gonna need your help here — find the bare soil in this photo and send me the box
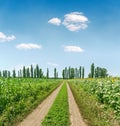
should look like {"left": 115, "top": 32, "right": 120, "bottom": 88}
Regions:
{"left": 67, "top": 84, "right": 87, "bottom": 126}
{"left": 18, "top": 84, "right": 62, "bottom": 126}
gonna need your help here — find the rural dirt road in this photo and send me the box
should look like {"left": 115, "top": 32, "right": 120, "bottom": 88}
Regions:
{"left": 18, "top": 83, "right": 87, "bottom": 126}
{"left": 18, "top": 84, "right": 62, "bottom": 126}
{"left": 67, "top": 84, "right": 87, "bottom": 126}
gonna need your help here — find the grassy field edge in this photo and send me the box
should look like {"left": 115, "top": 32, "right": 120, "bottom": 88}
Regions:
{"left": 42, "top": 82, "right": 70, "bottom": 126}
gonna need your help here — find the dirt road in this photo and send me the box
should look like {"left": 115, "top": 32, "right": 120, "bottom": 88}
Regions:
{"left": 67, "top": 84, "right": 87, "bottom": 126}
{"left": 18, "top": 84, "right": 62, "bottom": 126}
{"left": 18, "top": 83, "right": 87, "bottom": 126}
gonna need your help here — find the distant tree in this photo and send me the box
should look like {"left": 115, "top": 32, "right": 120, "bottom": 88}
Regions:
{"left": 79, "top": 66, "right": 82, "bottom": 78}
{"left": 30, "top": 65, "right": 34, "bottom": 78}
{"left": 34, "top": 68, "right": 37, "bottom": 78}
{"left": 82, "top": 67, "right": 85, "bottom": 78}
{"left": 91, "top": 63, "right": 95, "bottom": 78}
{"left": 13, "top": 69, "right": 16, "bottom": 78}
{"left": 3, "top": 70, "right": 8, "bottom": 78}
{"left": 88, "top": 73, "right": 91, "bottom": 78}
{"left": 54, "top": 68, "right": 57, "bottom": 79}
{"left": 0, "top": 71, "right": 1, "bottom": 77}
{"left": 23, "top": 66, "right": 26, "bottom": 78}
{"left": 62, "top": 69, "right": 65, "bottom": 79}
{"left": 39, "top": 68, "right": 43, "bottom": 78}
{"left": 20, "top": 69, "right": 22, "bottom": 77}
{"left": 95, "top": 67, "right": 100, "bottom": 78}
{"left": 8, "top": 71, "right": 11, "bottom": 78}
{"left": 70, "top": 68, "right": 74, "bottom": 79}
{"left": 94, "top": 66, "right": 108, "bottom": 78}
{"left": 36, "top": 64, "right": 40, "bottom": 78}
{"left": 101, "top": 68, "right": 108, "bottom": 78}
{"left": 26, "top": 68, "right": 30, "bottom": 78}
{"left": 46, "top": 68, "right": 49, "bottom": 79}
{"left": 65, "top": 67, "right": 69, "bottom": 79}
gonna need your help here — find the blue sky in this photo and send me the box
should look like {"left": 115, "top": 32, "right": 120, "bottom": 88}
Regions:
{"left": 0, "top": 0, "right": 120, "bottom": 77}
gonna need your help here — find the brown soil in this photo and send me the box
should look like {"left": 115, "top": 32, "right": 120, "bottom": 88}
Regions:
{"left": 67, "top": 84, "right": 87, "bottom": 126}
{"left": 17, "top": 84, "right": 62, "bottom": 126}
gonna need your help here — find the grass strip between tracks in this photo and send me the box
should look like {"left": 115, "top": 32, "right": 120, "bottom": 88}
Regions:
{"left": 42, "top": 82, "right": 70, "bottom": 126}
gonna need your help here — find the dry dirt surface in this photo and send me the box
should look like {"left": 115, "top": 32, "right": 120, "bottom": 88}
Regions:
{"left": 67, "top": 84, "right": 87, "bottom": 126}
{"left": 18, "top": 84, "right": 62, "bottom": 126}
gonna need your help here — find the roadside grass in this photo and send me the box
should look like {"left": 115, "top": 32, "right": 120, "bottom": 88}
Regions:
{"left": 69, "top": 80, "right": 117, "bottom": 126}
{"left": 42, "top": 83, "right": 70, "bottom": 126}
{"left": 0, "top": 78, "right": 61, "bottom": 126}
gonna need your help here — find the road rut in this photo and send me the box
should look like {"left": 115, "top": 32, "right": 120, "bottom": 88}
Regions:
{"left": 18, "top": 84, "right": 62, "bottom": 126}
{"left": 67, "top": 84, "right": 87, "bottom": 126}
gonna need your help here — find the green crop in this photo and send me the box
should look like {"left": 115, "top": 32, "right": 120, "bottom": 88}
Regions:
{"left": 0, "top": 78, "right": 61, "bottom": 126}
{"left": 42, "top": 83, "right": 70, "bottom": 126}
{"left": 69, "top": 78, "right": 120, "bottom": 126}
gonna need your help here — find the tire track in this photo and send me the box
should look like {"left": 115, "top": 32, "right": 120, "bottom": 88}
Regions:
{"left": 67, "top": 83, "right": 87, "bottom": 126}
{"left": 18, "top": 84, "right": 62, "bottom": 126}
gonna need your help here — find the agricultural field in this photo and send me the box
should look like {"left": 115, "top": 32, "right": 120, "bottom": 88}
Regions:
{"left": 69, "top": 78, "right": 120, "bottom": 126}
{"left": 0, "top": 77, "right": 120, "bottom": 126}
{"left": 0, "top": 78, "right": 61, "bottom": 126}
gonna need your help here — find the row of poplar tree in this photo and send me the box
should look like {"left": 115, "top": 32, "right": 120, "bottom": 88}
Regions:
{"left": 0, "top": 63, "right": 108, "bottom": 79}
{"left": 88, "top": 63, "right": 108, "bottom": 78}
{"left": 62, "top": 66, "right": 85, "bottom": 79}
{"left": 0, "top": 64, "right": 58, "bottom": 79}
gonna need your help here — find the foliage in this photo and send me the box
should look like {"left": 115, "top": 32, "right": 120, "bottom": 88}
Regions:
{"left": 42, "top": 83, "right": 70, "bottom": 126}
{"left": 0, "top": 78, "right": 61, "bottom": 126}
{"left": 62, "top": 66, "right": 84, "bottom": 79}
{"left": 69, "top": 78, "right": 120, "bottom": 126}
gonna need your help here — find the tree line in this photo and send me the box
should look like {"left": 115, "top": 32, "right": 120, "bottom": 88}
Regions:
{"left": 0, "top": 63, "right": 108, "bottom": 79}
{"left": 88, "top": 63, "right": 108, "bottom": 78}
{"left": 62, "top": 66, "right": 85, "bottom": 79}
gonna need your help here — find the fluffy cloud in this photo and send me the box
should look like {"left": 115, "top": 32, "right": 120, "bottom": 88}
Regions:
{"left": 48, "top": 18, "right": 61, "bottom": 26}
{"left": 48, "top": 12, "right": 89, "bottom": 31}
{"left": 64, "top": 45, "right": 84, "bottom": 52}
{"left": 16, "top": 43, "right": 42, "bottom": 50}
{"left": 0, "top": 32, "right": 16, "bottom": 42}
{"left": 63, "top": 12, "right": 88, "bottom": 31}
{"left": 47, "top": 62, "right": 59, "bottom": 67}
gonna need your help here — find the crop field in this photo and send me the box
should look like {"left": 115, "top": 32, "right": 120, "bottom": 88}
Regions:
{"left": 0, "top": 77, "right": 120, "bottom": 126}
{"left": 0, "top": 78, "right": 61, "bottom": 126}
{"left": 69, "top": 78, "right": 120, "bottom": 126}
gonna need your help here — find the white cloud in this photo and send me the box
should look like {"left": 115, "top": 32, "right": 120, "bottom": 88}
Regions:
{"left": 16, "top": 43, "right": 42, "bottom": 50}
{"left": 64, "top": 45, "right": 84, "bottom": 52}
{"left": 48, "top": 18, "right": 61, "bottom": 26}
{"left": 63, "top": 12, "right": 88, "bottom": 31}
{"left": 47, "top": 62, "right": 59, "bottom": 67}
{"left": 0, "top": 32, "right": 16, "bottom": 42}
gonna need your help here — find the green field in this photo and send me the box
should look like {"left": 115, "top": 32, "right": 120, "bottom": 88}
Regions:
{"left": 0, "top": 78, "right": 61, "bottom": 126}
{"left": 69, "top": 78, "right": 120, "bottom": 126}
{"left": 42, "top": 83, "right": 70, "bottom": 126}
{"left": 0, "top": 77, "right": 120, "bottom": 126}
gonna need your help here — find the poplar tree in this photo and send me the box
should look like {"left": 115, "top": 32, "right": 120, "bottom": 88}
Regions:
{"left": 91, "top": 63, "right": 95, "bottom": 78}
{"left": 79, "top": 66, "right": 82, "bottom": 78}
{"left": 30, "top": 65, "right": 33, "bottom": 78}
{"left": 23, "top": 66, "right": 26, "bottom": 78}
{"left": 0, "top": 71, "right": 1, "bottom": 77}
{"left": 26, "top": 68, "right": 30, "bottom": 78}
{"left": 13, "top": 69, "right": 16, "bottom": 78}
{"left": 46, "top": 68, "right": 49, "bottom": 79}
{"left": 62, "top": 69, "right": 65, "bottom": 79}
{"left": 36, "top": 64, "right": 39, "bottom": 78}
{"left": 54, "top": 68, "right": 57, "bottom": 79}
{"left": 82, "top": 67, "right": 85, "bottom": 78}
{"left": 39, "top": 68, "right": 43, "bottom": 78}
